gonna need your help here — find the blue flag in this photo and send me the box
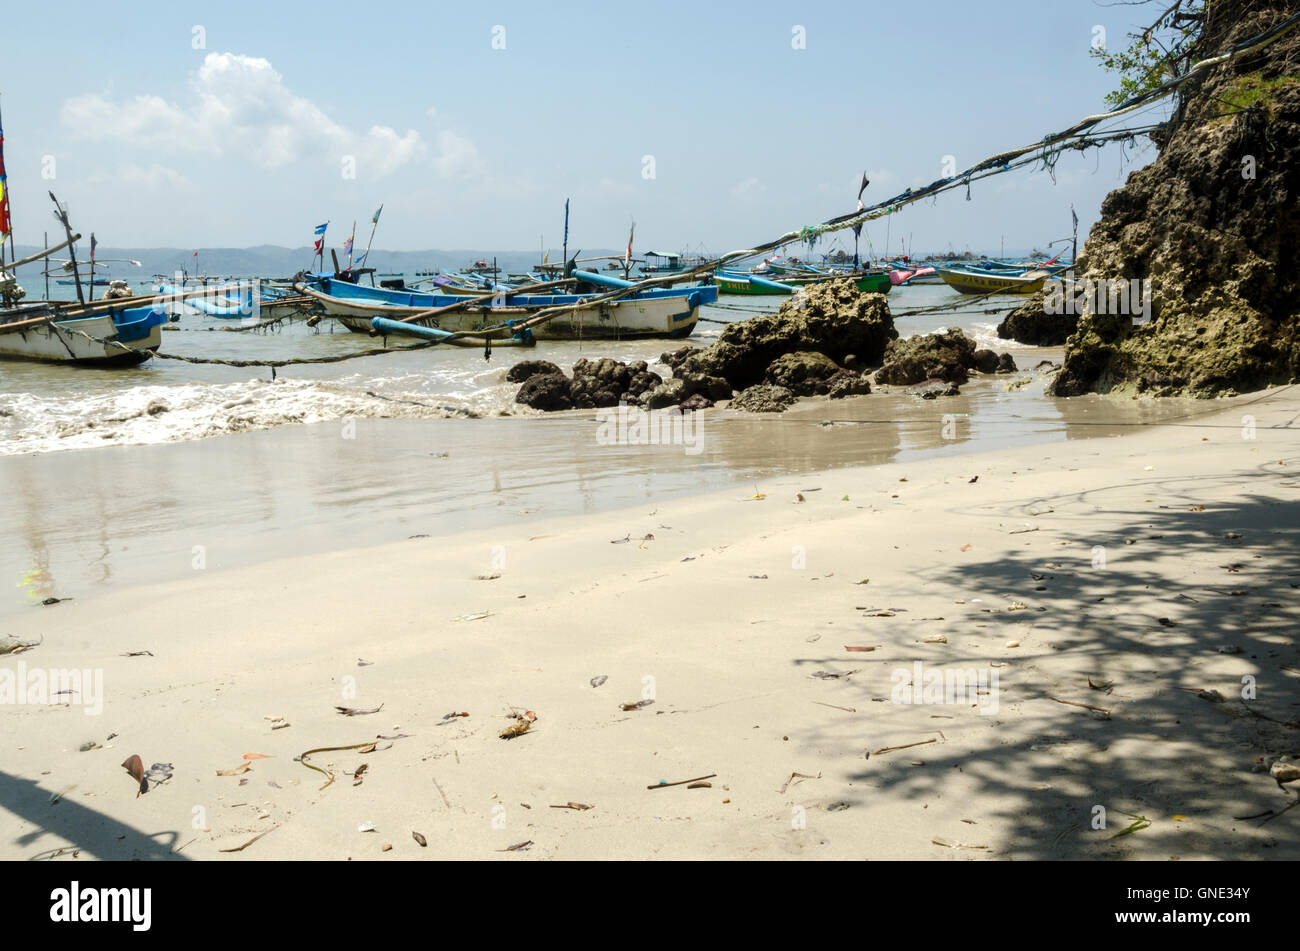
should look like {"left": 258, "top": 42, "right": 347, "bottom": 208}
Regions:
{"left": 314, "top": 222, "right": 328, "bottom": 235}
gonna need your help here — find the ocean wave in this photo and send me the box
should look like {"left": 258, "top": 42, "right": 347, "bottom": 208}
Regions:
{"left": 0, "top": 379, "right": 508, "bottom": 456}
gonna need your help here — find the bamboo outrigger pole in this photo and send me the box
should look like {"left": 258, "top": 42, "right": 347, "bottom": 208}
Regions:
{"left": 48, "top": 192, "right": 83, "bottom": 305}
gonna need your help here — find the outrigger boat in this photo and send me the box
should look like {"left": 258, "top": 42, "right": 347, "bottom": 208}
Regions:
{"left": 0, "top": 300, "right": 167, "bottom": 365}
{"left": 156, "top": 280, "right": 309, "bottom": 320}
{"left": 715, "top": 268, "right": 892, "bottom": 296}
{"left": 934, "top": 265, "right": 1053, "bottom": 295}
{"left": 296, "top": 270, "right": 713, "bottom": 339}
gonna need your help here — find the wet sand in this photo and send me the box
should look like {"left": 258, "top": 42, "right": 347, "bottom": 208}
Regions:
{"left": 1, "top": 383, "right": 1296, "bottom": 861}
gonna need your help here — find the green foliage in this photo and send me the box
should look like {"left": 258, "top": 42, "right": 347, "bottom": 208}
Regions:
{"left": 1091, "top": 2, "right": 1207, "bottom": 109}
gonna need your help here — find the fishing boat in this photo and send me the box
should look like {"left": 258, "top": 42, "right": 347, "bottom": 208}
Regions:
{"left": 0, "top": 300, "right": 167, "bottom": 365}
{"left": 716, "top": 268, "right": 892, "bottom": 296}
{"left": 296, "top": 273, "right": 713, "bottom": 339}
{"left": 156, "top": 281, "right": 308, "bottom": 320}
{"left": 934, "top": 265, "right": 1053, "bottom": 295}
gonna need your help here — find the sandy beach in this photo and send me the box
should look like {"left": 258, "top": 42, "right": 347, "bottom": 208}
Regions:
{"left": 3, "top": 384, "right": 1296, "bottom": 861}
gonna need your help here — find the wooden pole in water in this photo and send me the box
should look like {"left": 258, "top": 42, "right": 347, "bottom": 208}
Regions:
{"left": 48, "top": 192, "right": 83, "bottom": 305}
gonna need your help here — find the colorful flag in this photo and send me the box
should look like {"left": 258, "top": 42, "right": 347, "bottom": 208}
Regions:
{"left": 371, "top": 205, "right": 383, "bottom": 226}
{"left": 313, "top": 238, "right": 324, "bottom": 254}
{"left": 625, "top": 222, "right": 635, "bottom": 265}
{"left": 0, "top": 121, "right": 10, "bottom": 247}
{"left": 343, "top": 236, "right": 354, "bottom": 257}
{"left": 314, "top": 222, "right": 328, "bottom": 235}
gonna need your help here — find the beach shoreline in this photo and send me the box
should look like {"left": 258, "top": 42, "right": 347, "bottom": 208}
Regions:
{"left": 1, "top": 383, "right": 1297, "bottom": 861}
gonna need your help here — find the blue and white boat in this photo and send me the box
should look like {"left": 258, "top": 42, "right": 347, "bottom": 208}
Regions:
{"left": 297, "top": 272, "right": 714, "bottom": 340}
{"left": 0, "top": 300, "right": 167, "bottom": 365}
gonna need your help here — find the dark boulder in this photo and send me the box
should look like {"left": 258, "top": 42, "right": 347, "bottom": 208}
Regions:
{"left": 996, "top": 292, "right": 1079, "bottom": 346}
{"left": 906, "top": 378, "right": 961, "bottom": 399}
{"left": 826, "top": 372, "right": 872, "bottom": 399}
{"left": 764, "top": 351, "right": 842, "bottom": 396}
{"left": 505, "top": 360, "right": 564, "bottom": 383}
{"left": 515, "top": 373, "right": 573, "bottom": 411}
{"left": 731, "top": 384, "right": 797, "bottom": 413}
{"left": 876, "top": 329, "right": 977, "bottom": 385}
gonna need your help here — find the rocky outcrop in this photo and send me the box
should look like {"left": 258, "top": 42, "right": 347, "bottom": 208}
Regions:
{"left": 731, "top": 384, "right": 797, "bottom": 413}
{"left": 906, "top": 379, "right": 961, "bottom": 399}
{"left": 506, "top": 360, "right": 564, "bottom": 383}
{"left": 875, "top": 329, "right": 977, "bottom": 385}
{"left": 675, "top": 280, "right": 896, "bottom": 389}
{"left": 1052, "top": 1, "right": 1300, "bottom": 397}
{"left": 973, "top": 349, "right": 1018, "bottom": 374}
{"left": 827, "top": 372, "right": 873, "bottom": 399}
{"left": 514, "top": 372, "right": 573, "bottom": 411}
{"left": 764, "top": 351, "right": 843, "bottom": 395}
{"left": 513, "top": 359, "right": 663, "bottom": 411}
{"left": 996, "top": 293, "right": 1079, "bottom": 346}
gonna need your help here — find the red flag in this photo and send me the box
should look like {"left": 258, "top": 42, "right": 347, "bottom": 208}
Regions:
{"left": 313, "top": 238, "right": 324, "bottom": 253}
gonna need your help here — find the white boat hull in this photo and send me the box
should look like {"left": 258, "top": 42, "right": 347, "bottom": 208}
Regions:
{"left": 0, "top": 314, "right": 162, "bottom": 365}
{"left": 322, "top": 295, "right": 699, "bottom": 339}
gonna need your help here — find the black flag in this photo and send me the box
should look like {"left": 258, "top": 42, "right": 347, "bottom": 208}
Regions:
{"left": 857, "top": 172, "right": 870, "bottom": 201}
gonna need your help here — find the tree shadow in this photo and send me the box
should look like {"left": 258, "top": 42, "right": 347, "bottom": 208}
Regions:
{"left": 798, "top": 457, "right": 1300, "bottom": 858}
{"left": 0, "top": 771, "right": 189, "bottom": 861}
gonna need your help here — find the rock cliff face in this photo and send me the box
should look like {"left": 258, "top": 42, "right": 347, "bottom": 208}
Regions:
{"left": 1052, "top": 1, "right": 1300, "bottom": 397}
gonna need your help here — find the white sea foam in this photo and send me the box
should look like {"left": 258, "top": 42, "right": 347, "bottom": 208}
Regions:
{"left": 0, "top": 379, "right": 508, "bottom": 456}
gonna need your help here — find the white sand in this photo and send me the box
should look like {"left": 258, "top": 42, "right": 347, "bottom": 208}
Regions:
{"left": 2, "top": 387, "right": 1298, "bottom": 860}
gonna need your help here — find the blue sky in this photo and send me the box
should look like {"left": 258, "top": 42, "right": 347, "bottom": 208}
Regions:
{"left": 0, "top": 0, "right": 1170, "bottom": 257}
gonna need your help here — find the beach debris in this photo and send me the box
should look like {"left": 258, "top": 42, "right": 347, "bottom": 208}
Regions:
{"left": 827, "top": 801, "right": 851, "bottom": 812}
{"left": 610, "top": 535, "right": 632, "bottom": 544}
{"left": 1010, "top": 526, "right": 1039, "bottom": 535}
{"left": 49, "top": 785, "right": 76, "bottom": 805}
{"left": 749, "top": 574, "right": 768, "bottom": 580}
{"left": 144, "top": 763, "right": 173, "bottom": 787}
{"left": 216, "top": 763, "right": 252, "bottom": 777}
{"left": 0, "top": 634, "right": 42, "bottom": 655}
{"left": 1049, "top": 697, "right": 1111, "bottom": 718}
{"left": 453, "top": 612, "right": 492, "bottom": 622}
{"left": 1157, "top": 617, "right": 1178, "bottom": 627}
{"left": 336, "top": 704, "right": 384, "bottom": 717}
{"left": 297, "top": 741, "right": 380, "bottom": 790}
{"left": 353, "top": 764, "right": 369, "bottom": 787}
{"left": 550, "top": 802, "right": 595, "bottom": 811}
{"left": 382, "top": 843, "right": 392, "bottom": 852}
{"left": 218, "top": 829, "right": 275, "bottom": 853}
{"left": 778, "top": 771, "right": 822, "bottom": 794}
{"left": 844, "top": 645, "right": 879, "bottom": 653}
{"left": 269, "top": 718, "right": 291, "bottom": 730}
{"left": 357, "top": 658, "right": 374, "bottom": 666}
{"left": 475, "top": 573, "right": 501, "bottom": 581}
{"left": 441, "top": 711, "right": 469, "bottom": 721}
{"left": 497, "top": 840, "right": 533, "bottom": 852}
{"left": 932, "top": 837, "right": 989, "bottom": 851}
{"left": 969, "top": 476, "right": 979, "bottom": 484}
{"left": 358, "top": 822, "right": 376, "bottom": 833}
{"left": 793, "top": 493, "right": 806, "bottom": 503}
{"left": 620, "top": 700, "right": 654, "bottom": 711}
{"left": 810, "top": 670, "right": 856, "bottom": 680}
{"left": 121, "top": 755, "right": 148, "bottom": 796}
{"left": 500, "top": 710, "right": 537, "bottom": 740}
{"left": 687, "top": 782, "right": 712, "bottom": 789}
{"left": 121, "top": 650, "right": 153, "bottom": 657}
{"left": 41, "top": 597, "right": 72, "bottom": 606}
{"left": 1109, "top": 814, "right": 1152, "bottom": 839}
{"left": 1183, "top": 687, "right": 1225, "bottom": 704}
{"left": 923, "top": 634, "right": 948, "bottom": 644}
{"left": 862, "top": 610, "right": 895, "bottom": 617}
{"left": 412, "top": 831, "right": 428, "bottom": 847}
{"left": 960, "top": 544, "right": 972, "bottom": 552}
{"left": 868, "top": 738, "right": 938, "bottom": 759}
{"left": 243, "top": 753, "right": 271, "bottom": 760}
{"left": 1005, "top": 640, "right": 1020, "bottom": 649}
{"left": 590, "top": 675, "right": 608, "bottom": 689}
{"left": 649, "top": 773, "right": 717, "bottom": 790}
{"left": 1271, "top": 762, "right": 1300, "bottom": 789}
{"left": 1088, "top": 678, "right": 1114, "bottom": 693}
{"left": 79, "top": 741, "right": 101, "bottom": 752}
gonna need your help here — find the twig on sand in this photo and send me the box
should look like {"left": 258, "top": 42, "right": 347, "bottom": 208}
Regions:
{"left": 1049, "top": 697, "right": 1112, "bottom": 717}
{"left": 218, "top": 828, "right": 276, "bottom": 853}
{"left": 812, "top": 701, "right": 857, "bottom": 713}
{"left": 869, "top": 738, "right": 938, "bottom": 759}
{"left": 648, "top": 773, "right": 717, "bottom": 790}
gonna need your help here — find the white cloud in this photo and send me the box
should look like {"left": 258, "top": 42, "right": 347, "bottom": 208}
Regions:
{"left": 431, "top": 130, "right": 484, "bottom": 179}
{"left": 61, "top": 52, "right": 424, "bottom": 177}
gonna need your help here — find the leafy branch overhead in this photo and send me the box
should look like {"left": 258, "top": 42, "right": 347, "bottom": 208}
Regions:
{"left": 1093, "top": 0, "right": 1209, "bottom": 108}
